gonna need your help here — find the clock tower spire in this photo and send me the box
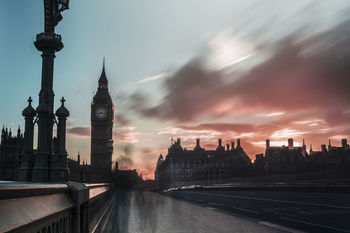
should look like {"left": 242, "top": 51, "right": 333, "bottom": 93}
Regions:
{"left": 90, "top": 61, "right": 114, "bottom": 182}
{"left": 98, "top": 59, "right": 108, "bottom": 89}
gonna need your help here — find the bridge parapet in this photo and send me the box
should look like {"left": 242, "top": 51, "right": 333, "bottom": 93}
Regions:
{"left": 0, "top": 181, "right": 113, "bottom": 233}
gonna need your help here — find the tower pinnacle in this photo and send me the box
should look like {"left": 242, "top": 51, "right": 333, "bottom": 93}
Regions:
{"left": 99, "top": 59, "right": 108, "bottom": 88}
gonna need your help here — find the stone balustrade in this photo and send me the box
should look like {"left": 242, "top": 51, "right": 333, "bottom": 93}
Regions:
{"left": 0, "top": 181, "right": 114, "bottom": 233}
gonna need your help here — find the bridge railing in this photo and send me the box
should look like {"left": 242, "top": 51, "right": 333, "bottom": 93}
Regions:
{"left": 0, "top": 181, "right": 113, "bottom": 233}
{"left": 86, "top": 183, "right": 114, "bottom": 233}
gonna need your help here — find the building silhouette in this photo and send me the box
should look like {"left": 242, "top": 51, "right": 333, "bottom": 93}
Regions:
{"left": 155, "top": 138, "right": 252, "bottom": 190}
{"left": 89, "top": 62, "right": 114, "bottom": 182}
{"left": 306, "top": 139, "right": 350, "bottom": 171}
{"left": 0, "top": 127, "right": 23, "bottom": 180}
{"left": 254, "top": 138, "right": 350, "bottom": 175}
{"left": 65, "top": 63, "right": 114, "bottom": 182}
{"left": 0, "top": 63, "right": 115, "bottom": 183}
{"left": 260, "top": 138, "right": 306, "bottom": 174}
{"left": 66, "top": 62, "right": 114, "bottom": 182}
{"left": 155, "top": 137, "right": 350, "bottom": 190}
{"left": 113, "top": 162, "right": 142, "bottom": 189}
{"left": 67, "top": 152, "right": 90, "bottom": 182}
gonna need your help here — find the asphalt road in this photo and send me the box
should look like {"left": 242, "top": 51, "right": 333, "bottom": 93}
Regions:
{"left": 163, "top": 190, "right": 350, "bottom": 233}
{"left": 95, "top": 189, "right": 305, "bottom": 233}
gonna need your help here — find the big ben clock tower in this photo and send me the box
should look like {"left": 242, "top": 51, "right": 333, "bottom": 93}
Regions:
{"left": 90, "top": 61, "right": 114, "bottom": 182}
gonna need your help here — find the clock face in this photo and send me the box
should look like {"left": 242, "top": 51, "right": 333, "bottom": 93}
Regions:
{"left": 96, "top": 108, "right": 107, "bottom": 119}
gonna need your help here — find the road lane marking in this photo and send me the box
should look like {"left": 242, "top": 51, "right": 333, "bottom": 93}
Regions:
{"left": 298, "top": 210, "right": 312, "bottom": 215}
{"left": 91, "top": 196, "right": 115, "bottom": 233}
{"left": 207, "top": 202, "right": 224, "bottom": 206}
{"left": 232, "top": 206, "right": 259, "bottom": 214}
{"left": 193, "top": 198, "right": 203, "bottom": 202}
{"left": 280, "top": 217, "right": 350, "bottom": 233}
{"left": 188, "top": 192, "right": 350, "bottom": 210}
{"left": 259, "top": 221, "right": 305, "bottom": 233}
{"left": 213, "top": 203, "right": 225, "bottom": 207}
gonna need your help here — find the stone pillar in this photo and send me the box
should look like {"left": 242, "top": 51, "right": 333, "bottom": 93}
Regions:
{"left": 18, "top": 97, "right": 37, "bottom": 181}
{"left": 68, "top": 182, "right": 89, "bottom": 233}
{"left": 51, "top": 97, "right": 70, "bottom": 182}
{"left": 32, "top": 101, "right": 50, "bottom": 182}
{"left": 34, "top": 33, "right": 63, "bottom": 157}
{"left": 237, "top": 138, "right": 241, "bottom": 148}
{"left": 32, "top": 32, "right": 63, "bottom": 182}
{"left": 218, "top": 138, "right": 222, "bottom": 147}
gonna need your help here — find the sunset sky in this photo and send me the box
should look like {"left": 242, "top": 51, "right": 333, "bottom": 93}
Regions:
{"left": 1, "top": 0, "right": 350, "bottom": 179}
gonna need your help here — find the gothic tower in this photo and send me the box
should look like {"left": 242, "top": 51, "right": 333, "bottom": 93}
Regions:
{"left": 90, "top": 62, "right": 114, "bottom": 182}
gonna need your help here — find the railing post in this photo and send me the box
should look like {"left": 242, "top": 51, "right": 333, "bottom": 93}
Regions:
{"left": 68, "top": 182, "right": 89, "bottom": 233}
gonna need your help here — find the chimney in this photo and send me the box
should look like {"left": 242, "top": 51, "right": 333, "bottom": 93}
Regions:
{"left": 237, "top": 138, "right": 241, "bottom": 148}
{"left": 231, "top": 141, "right": 235, "bottom": 150}
{"left": 196, "top": 138, "right": 200, "bottom": 147}
{"left": 288, "top": 138, "right": 293, "bottom": 148}
{"left": 342, "top": 139, "right": 348, "bottom": 148}
{"left": 17, "top": 126, "right": 21, "bottom": 138}
{"left": 218, "top": 138, "right": 222, "bottom": 146}
{"left": 226, "top": 144, "right": 230, "bottom": 151}
{"left": 266, "top": 139, "right": 270, "bottom": 148}
{"left": 321, "top": 144, "right": 327, "bottom": 152}
{"left": 328, "top": 139, "right": 332, "bottom": 151}
{"left": 177, "top": 138, "right": 181, "bottom": 145}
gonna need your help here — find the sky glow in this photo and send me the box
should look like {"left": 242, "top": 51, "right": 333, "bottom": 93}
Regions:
{"left": 2, "top": 0, "right": 350, "bottom": 179}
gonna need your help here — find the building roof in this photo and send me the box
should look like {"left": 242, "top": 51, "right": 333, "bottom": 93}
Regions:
{"left": 98, "top": 62, "right": 108, "bottom": 88}
{"left": 163, "top": 138, "right": 252, "bottom": 165}
{"left": 94, "top": 62, "right": 111, "bottom": 101}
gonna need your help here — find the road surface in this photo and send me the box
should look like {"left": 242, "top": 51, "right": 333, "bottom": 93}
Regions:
{"left": 164, "top": 190, "right": 350, "bottom": 233}
{"left": 96, "top": 189, "right": 304, "bottom": 233}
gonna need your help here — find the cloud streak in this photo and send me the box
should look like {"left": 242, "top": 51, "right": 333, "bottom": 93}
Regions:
{"left": 67, "top": 126, "right": 90, "bottom": 138}
{"left": 129, "top": 19, "right": 350, "bottom": 126}
{"left": 138, "top": 72, "right": 172, "bottom": 84}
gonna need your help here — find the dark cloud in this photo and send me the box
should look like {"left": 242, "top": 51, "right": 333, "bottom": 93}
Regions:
{"left": 115, "top": 113, "right": 130, "bottom": 126}
{"left": 117, "top": 144, "right": 135, "bottom": 169}
{"left": 179, "top": 123, "right": 256, "bottom": 133}
{"left": 67, "top": 126, "right": 90, "bottom": 137}
{"left": 130, "top": 19, "right": 350, "bottom": 125}
{"left": 130, "top": 60, "right": 225, "bottom": 121}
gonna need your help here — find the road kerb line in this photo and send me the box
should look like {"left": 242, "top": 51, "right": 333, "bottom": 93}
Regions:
{"left": 258, "top": 221, "right": 305, "bottom": 233}
{"left": 232, "top": 206, "right": 259, "bottom": 214}
{"left": 188, "top": 191, "right": 350, "bottom": 210}
{"left": 91, "top": 196, "right": 115, "bottom": 233}
{"left": 280, "top": 217, "right": 350, "bottom": 233}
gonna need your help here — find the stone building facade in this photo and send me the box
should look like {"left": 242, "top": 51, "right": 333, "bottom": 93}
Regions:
{"left": 0, "top": 127, "right": 23, "bottom": 180}
{"left": 67, "top": 152, "right": 90, "bottom": 182}
{"left": 254, "top": 138, "right": 350, "bottom": 175}
{"left": 155, "top": 138, "right": 252, "bottom": 190}
{"left": 306, "top": 139, "right": 350, "bottom": 171}
{"left": 262, "top": 138, "right": 306, "bottom": 174}
{"left": 89, "top": 63, "right": 114, "bottom": 182}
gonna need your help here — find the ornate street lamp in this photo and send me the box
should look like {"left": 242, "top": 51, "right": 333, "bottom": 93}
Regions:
{"left": 56, "top": 0, "right": 70, "bottom": 24}
{"left": 29, "top": 0, "right": 71, "bottom": 182}
{"left": 58, "top": 0, "right": 69, "bottom": 12}
{"left": 42, "top": 0, "right": 70, "bottom": 34}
